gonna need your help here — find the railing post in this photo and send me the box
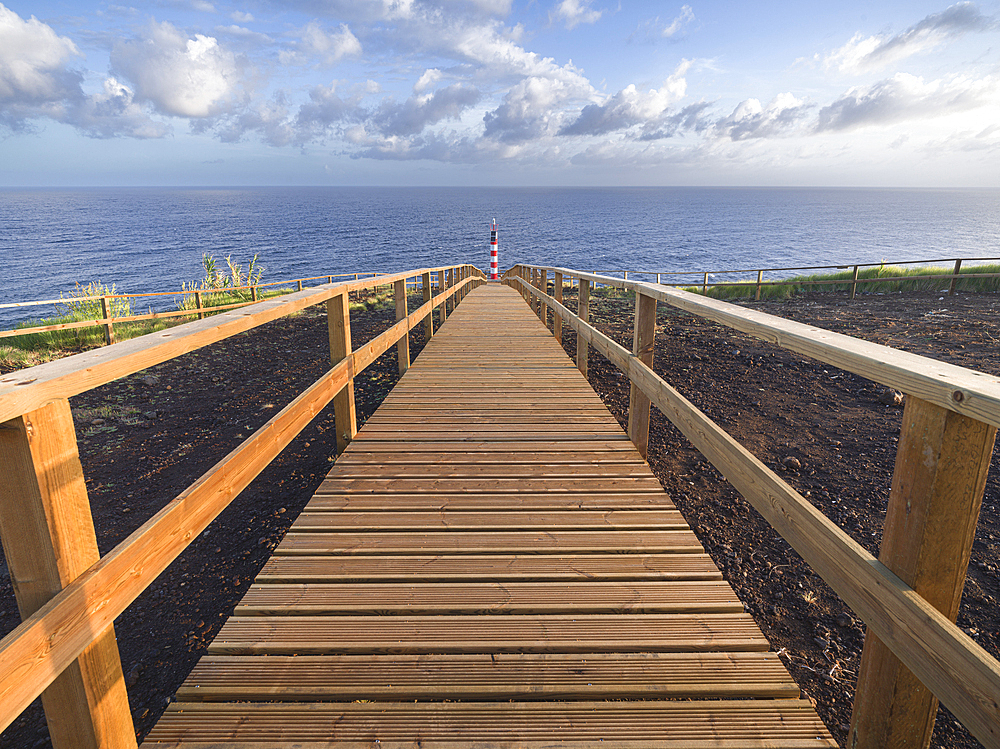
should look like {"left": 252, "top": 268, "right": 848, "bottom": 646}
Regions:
{"left": 195, "top": 291, "right": 204, "bottom": 320}
{"left": 100, "top": 296, "right": 115, "bottom": 346}
{"left": 577, "top": 278, "right": 590, "bottom": 377}
{"left": 755, "top": 270, "right": 763, "bottom": 301}
{"left": 949, "top": 259, "right": 963, "bottom": 296}
{"left": 327, "top": 292, "right": 357, "bottom": 453}
{"left": 849, "top": 396, "right": 997, "bottom": 749}
{"left": 850, "top": 265, "right": 860, "bottom": 300}
{"left": 553, "top": 272, "right": 563, "bottom": 344}
{"left": 538, "top": 270, "right": 548, "bottom": 326}
{"left": 251, "top": 285, "right": 258, "bottom": 302}
{"left": 327, "top": 275, "right": 333, "bottom": 284}
{"left": 0, "top": 399, "right": 136, "bottom": 749}
{"left": 394, "top": 279, "right": 410, "bottom": 375}
{"left": 297, "top": 279, "right": 303, "bottom": 292}
{"left": 422, "top": 271, "right": 434, "bottom": 339}
{"left": 702, "top": 272, "right": 709, "bottom": 296}
{"left": 627, "top": 292, "right": 657, "bottom": 458}
{"left": 445, "top": 268, "right": 454, "bottom": 317}
{"left": 655, "top": 273, "right": 661, "bottom": 284}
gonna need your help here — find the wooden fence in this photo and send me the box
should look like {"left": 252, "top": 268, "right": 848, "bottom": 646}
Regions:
{"left": 0, "top": 271, "right": 432, "bottom": 345}
{"left": 0, "top": 264, "right": 485, "bottom": 749}
{"left": 504, "top": 264, "right": 1000, "bottom": 749}
{"left": 590, "top": 256, "right": 1000, "bottom": 300}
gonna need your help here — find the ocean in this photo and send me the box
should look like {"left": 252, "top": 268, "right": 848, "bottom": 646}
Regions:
{"left": 2, "top": 186, "right": 999, "bottom": 328}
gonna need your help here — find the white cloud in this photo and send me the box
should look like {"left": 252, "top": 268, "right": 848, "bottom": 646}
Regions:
{"left": 551, "top": 0, "right": 602, "bottom": 30}
{"left": 191, "top": 0, "right": 215, "bottom": 12}
{"left": 559, "top": 59, "right": 693, "bottom": 135}
{"left": 714, "top": 92, "right": 811, "bottom": 140}
{"left": 825, "top": 2, "right": 995, "bottom": 75}
{"left": 414, "top": 68, "right": 443, "bottom": 93}
{"left": 816, "top": 72, "right": 999, "bottom": 131}
{"left": 281, "top": 21, "right": 362, "bottom": 67}
{"left": 231, "top": 11, "right": 254, "bottom": 22}
{"left": 662, "top": 5, "right": 694, "bottom": 38}
{"left": 371, "top": 83, "right": 481, "bottom": 135}
{"left": 112, "top": 22, "right": 243, "bottom": 118}
{"left": 0, "top": 3, "right": 82, "bottom": 107}
{"left": 484, "top": 75, "right": 589, "bottom": 141}
{"left": 72, "top": 76, "right": 170, "bottom": 139}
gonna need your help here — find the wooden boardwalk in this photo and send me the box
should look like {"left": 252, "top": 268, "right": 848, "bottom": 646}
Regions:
{"left": 143, "top": 284, "right": 835, "bottom": 747}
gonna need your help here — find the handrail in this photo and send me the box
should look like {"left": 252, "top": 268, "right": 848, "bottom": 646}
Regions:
{"left": 592, "top": 255, "right": 1000, "bottom": 277}
{"left": 505, "top": 264, "right": 1000, "bottom": 749}
{"left": 0, "top": 264, "right": 486, "bottom": 743}
{"left": 537, "top": 266, "right": 1000, "bottom": 429}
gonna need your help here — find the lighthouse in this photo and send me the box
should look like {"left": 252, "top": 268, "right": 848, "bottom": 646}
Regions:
{"left": 489, "top": 218, "right": 499, "bottom": 280}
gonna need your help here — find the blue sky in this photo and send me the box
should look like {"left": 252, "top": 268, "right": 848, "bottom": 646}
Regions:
{"left": 1, "top": 0, "right": 999, "bottom": 186}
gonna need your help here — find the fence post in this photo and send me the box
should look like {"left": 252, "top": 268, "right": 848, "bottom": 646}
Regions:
{"left": 577, "top": 278, "right": 590, "bottom": 377}
{"left": 100, "top": 296, "right": 115, "bottom": 346}
{"left": 422, "top": 271, "right": 434, "bottom": 339}
{"left": 655, "top": 273, "right": 661, "bottom": 284}
{"left": 297, "top": 279, "right": 303, "bottom": 292}
{"left": 195, "top": 291, "right": 204, "bottom": 320}
{"left": 623, "top": 271, "right": 628, "bottom": 281}
{"left": 251, "top": 286, "right": 258, "bottom": 302}
{"left": 538, "top": 270, "right": 548, "bottom": 326}
{"left": 327, "top": 293, "right": 357, "bottom": 454}
{"left": 755, "top": 270, "right": 763, "bottom": 301}
{"left": 0, "top": 399, "right": 136, "bottom": 749}
{"left": 850, "top": 265, "right": 860, "bottom": 300}
{"left": 849, "top": 396, "right": 997, "bottom": 749}
{"left": 394, "top": 279, "right": 410, "bottom": 375}
{"left": 553, "top": 272, "right": 563, "bottom": 344}
{"left": 445, "top": 268, "right": 453, "bottom": 318}
{"left": 949, "top": 259, "right": 963, "bottom": 296}
{"left": 627, "top": 292, "right": 657, "bottom": 458}
{"left": 702, "top": 272, "right": 709, "bottom": 296}
{"left": 328, "top": 275, "right": 333, "bottom": 284}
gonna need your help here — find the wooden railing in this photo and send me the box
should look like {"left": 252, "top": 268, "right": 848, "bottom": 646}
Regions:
{"left": 504, "top": 264, "right": 1000, "bottom": 749}
{"left": 0, "top": 271, "right": 434, "bottom": 345}
{"left": 0, "top": 264, "right": 485, "bottom": 749}
{"left": 587, "top": 255, "right": 1000, "bottom": 300}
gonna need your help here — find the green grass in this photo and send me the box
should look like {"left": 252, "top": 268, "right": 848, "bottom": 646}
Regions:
{"left": 683, "top": 263, "right": 1000, "bottom": 301}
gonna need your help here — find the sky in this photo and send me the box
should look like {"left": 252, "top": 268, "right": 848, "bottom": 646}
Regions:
{"left": 1, "top": 0, "right": 999, "bottom": 186}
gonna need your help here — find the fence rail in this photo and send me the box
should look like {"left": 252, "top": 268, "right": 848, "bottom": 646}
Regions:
{"left": 504, "top": 264, "right": 1000, "bottom": 749}
{"left": 0, "top": 271, "right": 433, "bottom": 345}
{"left": 0, "top": 264, "right": 485, "bottom": 749}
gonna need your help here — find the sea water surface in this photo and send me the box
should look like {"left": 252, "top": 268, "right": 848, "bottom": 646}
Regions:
{"left": 2, "top": 186, "right": 999, "bottom": 328}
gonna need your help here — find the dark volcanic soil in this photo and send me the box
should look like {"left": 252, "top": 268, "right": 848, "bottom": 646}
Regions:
{"left": 2, "top": 288, "right": 998, "bottom": 748}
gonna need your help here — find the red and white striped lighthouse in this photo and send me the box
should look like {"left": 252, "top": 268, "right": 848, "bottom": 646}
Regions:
{"left": 489, "top": 218, "right": 499, "bottom": 280}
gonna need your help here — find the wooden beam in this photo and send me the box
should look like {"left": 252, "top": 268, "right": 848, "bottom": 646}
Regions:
{"left": 850, "top": 265, "right": 860, "bottom": 300}
{"left": 394, "top": 279, "right": 410, "bottom": 375}
{"left": 553, "top": 272, "right": 563, "bottom": 344}
{"left": 0, "top": 400, "right": 134, "bottom": 749}
{"left": 422, "top": 271, "right": 434, "bottom": 339}
{"left": 850, "top": 396, "right": 997, "bottom": 749}
{"left": 328, "top": 292, "right": 357, "bottom": 453}
{"left": 627, "top": 292, "right": 656, "bottom": 457}
{"left": 577, "top": 278, "right": 590, "bottom": 378}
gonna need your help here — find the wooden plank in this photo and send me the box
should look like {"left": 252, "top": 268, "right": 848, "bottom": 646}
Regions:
{"left": 333, "top": 450, "right": 645, "bottom": 465}
{"left": 328, "top": 292, "right": 357, "bottom": 453}
{"left": 306, "top": 493, "right": 674, "bottom": 510}
{"left": 0, "top": 400, "right": 135, "bottom": 749}
{"left": 234, "top": 581, "right": 742, "bottom": 615}
{"left": 850, "top": 396, "right": 997, "bottom": 749}
{"left": 207, "top": 613, "right": 769, "bottom": 654}
{"left": 316, "top": 477, "right": 665, "bottom": 493}
{"left": 176, "top": 652, "right": 796, "bottom": 701}
{"left": 256, "top": 554, "right": 721, "bottom": 582}
{"left": 276, "top": 530, "right": 702, "bottom": 555}
{"left": 290, "top": 510, "right": 685, "bottom": 530}
{"left": 143, "top": 700, "right": 834, "bottom": 746}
